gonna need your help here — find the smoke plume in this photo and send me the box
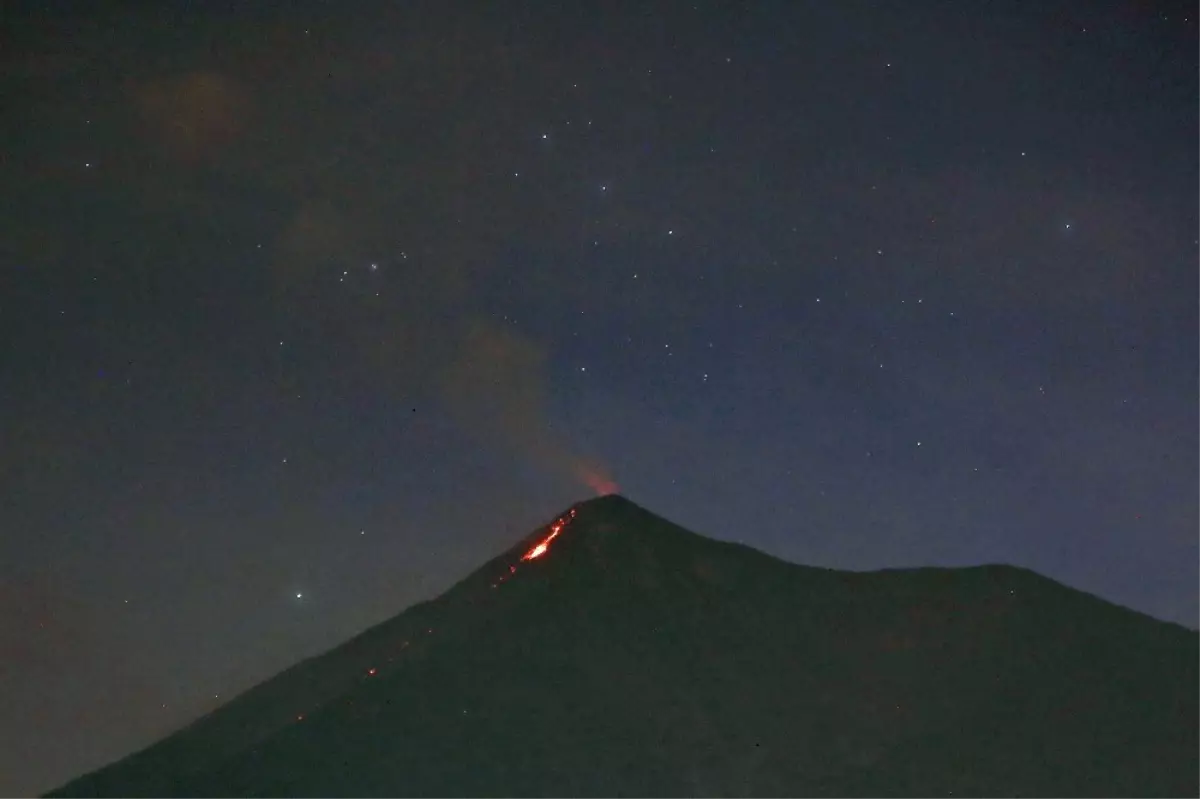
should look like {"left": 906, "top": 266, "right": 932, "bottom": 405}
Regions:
{"left": 440, "top": 319, "right": 617, "bottom": 496}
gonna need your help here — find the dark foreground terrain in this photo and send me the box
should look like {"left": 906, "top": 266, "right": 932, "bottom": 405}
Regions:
{"left": 51, "top": 495, "right": 1198, "bottom": 797}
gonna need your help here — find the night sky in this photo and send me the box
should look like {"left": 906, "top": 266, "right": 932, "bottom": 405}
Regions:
{"left": 2, "top": 1, "right": 1197, "bottom": 794}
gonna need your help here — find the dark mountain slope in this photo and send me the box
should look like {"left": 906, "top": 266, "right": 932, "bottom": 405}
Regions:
{"left": 51, "top": 495, "right": 1198, "bottom": 797}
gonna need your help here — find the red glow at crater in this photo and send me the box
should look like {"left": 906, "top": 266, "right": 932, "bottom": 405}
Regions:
{"left": 578, "top": 464, "right": 619, "bottom": 496}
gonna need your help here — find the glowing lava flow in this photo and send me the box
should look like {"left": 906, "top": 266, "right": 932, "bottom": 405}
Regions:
{"left": 491, "top": 508, "right": 579, "bottom": 587}
{"left": 520, "top": 507, "right": 577, "bottom": 562}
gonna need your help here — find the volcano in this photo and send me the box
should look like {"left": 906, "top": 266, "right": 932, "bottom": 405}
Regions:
{"left": 50, "top": 495, "right": 1197, "bottom": 797}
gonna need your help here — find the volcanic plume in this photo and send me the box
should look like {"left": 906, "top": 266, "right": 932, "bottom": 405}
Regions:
{"left": 49, "top": 495, "right": 1198, "bottom": 797}
{"left": 439, "top": 319, "right": 617, "bottom": 496}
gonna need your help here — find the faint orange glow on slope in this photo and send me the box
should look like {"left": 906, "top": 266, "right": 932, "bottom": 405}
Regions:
{"left": 520, "top": 507, "right": 578, "bottom": 561}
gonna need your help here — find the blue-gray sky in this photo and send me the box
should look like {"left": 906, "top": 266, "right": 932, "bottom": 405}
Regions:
{"left": 1, "top": 0, "right": 1196, "bottom": 794}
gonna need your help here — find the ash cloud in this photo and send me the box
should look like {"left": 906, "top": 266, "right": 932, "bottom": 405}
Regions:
{"left": 440, "top": 319, "right": 617, "bottom": 497}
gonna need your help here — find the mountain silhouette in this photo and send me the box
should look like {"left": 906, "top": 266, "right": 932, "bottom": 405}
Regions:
{"left": 50, "top": 495, "right": 1198, "bottom": 797}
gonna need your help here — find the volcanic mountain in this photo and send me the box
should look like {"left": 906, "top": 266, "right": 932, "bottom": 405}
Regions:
{"left": 51, "top": 495, "right": 1198, "bottom": 797}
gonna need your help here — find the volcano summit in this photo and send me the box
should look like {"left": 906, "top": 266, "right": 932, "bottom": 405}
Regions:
{"left": 50, "top": 495, "right": 1198, "bottom": 797}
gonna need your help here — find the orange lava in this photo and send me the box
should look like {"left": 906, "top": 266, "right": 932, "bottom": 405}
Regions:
{"left": 520, "top": 508, "right": 578, "bottom": 561}
{"left": 521, "top": 521, "right": 564, "bottom": 560}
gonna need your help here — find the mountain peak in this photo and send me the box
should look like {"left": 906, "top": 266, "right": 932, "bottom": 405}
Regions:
{"left": 530, "top": 493, "right": 658, "bottom": 538}
{"left": 572, "top": 492, "right": 649, "bottom": 516}
{"left": 483, "top": 493, "right": 753, "bottom": 599}
{"left": 478, "top": 493, "right": 675, "bottom": 594}
{"left": 49, "top": 497, "right": 1199, "bottom": 798}
{"left": 491, "top": 494, "right": 676, "bottom": 570}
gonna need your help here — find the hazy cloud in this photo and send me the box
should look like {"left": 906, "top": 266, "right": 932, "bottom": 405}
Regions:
{"left": 440, "top": 319, "right": 617, "bottom": 496}
{"left": 131, "top": 71, "right": 249, "bottom": 164}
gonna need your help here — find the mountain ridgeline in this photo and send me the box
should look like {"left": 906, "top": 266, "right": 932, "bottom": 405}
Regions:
{"left": 50, "top": 495, "right": 1198, "bottom": 797}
